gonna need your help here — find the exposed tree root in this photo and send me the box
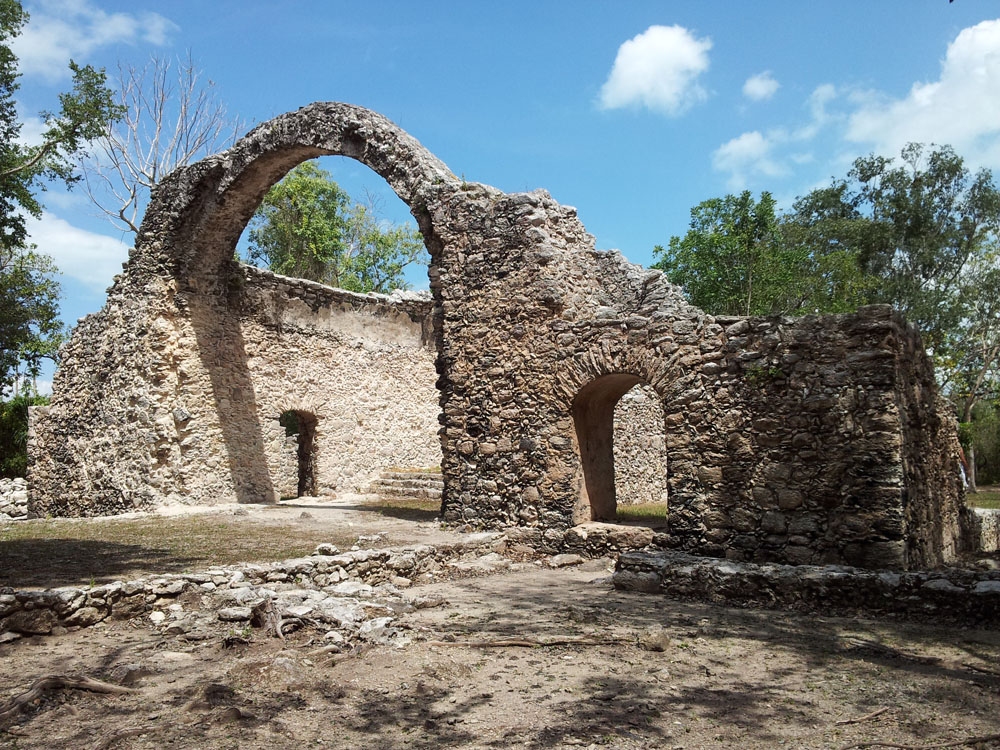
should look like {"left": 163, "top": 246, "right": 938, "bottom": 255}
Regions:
{"left": 840, "top": 733, "right": 1000, "bottom": 749}
{"left": 251, "top": 597, "right": 285, "bottom": 640}
{"left": 962, "top": 662, "right": 1000, "bottom": 678}
{"left": 836, "top": 707, "right": 892, "bottom": 726}
{"left": 0, "top": 674, "right": 135, "bottom": 726}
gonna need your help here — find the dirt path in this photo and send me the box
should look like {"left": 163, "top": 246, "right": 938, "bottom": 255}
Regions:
{"left": 2, "top": 558, "right": 999, "bottom": 750}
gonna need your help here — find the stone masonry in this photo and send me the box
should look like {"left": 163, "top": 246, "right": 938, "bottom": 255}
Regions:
{"left": 613, "top": 384, "right": 668, "bottom": 507}
{"left": 28, "top": 102, "right": 966, "bottom": 569}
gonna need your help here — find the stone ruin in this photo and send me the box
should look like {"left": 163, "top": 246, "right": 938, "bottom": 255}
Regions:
{"left": 27, "top": 102, "right": 969, "bottom": 571}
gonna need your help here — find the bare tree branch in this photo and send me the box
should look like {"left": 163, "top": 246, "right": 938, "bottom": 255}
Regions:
{"left": 78, "top": 52, "right": 245, "bottom": 235}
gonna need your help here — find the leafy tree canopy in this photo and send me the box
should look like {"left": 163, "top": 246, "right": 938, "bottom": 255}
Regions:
{"left": 0, "top": 0, "right": 120, "bottom": 455}
{"left": 652, "top": 190, "right": 871, "bottom": 316}
{"left": 0, "top": 0, "right": 122, "bottom": 252}
{"left": 245, "top": 160, "right": 425, "bottom": 294}
{"left": 655, "top": 143, "right": 1000, "bottom": 487}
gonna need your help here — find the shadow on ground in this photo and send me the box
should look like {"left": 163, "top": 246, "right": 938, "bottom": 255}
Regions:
{"left": 0, "top": 538, "right": 198, "bottom": 588}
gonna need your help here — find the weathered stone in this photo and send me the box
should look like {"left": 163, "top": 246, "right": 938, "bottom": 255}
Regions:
{"left": 25, "top": 102, "right": 965, "bottom": 572}
{"left": 63, "top": 606, "right": 107, "bottom": 627}
{"left": 777, "top": 490, "right": 804, "bottom": 510}
{"left": 548, "top": 554, "right": 585, "bottom": 568}
{"left": 615, "top": 550, "right": 1000, "bottom": 625}
{"left": 2, "top": 608, "right": 57, "bottom": 634}
{"left": 218, "top": 607, "right": 252, "bottom": 622}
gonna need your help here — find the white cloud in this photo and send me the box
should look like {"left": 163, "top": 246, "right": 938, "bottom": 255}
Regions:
{"left": 15, "top": 107, "right": 47, "bottom": 146}
{"left": 711, "top": 84, "right": 837, "bottom": 188}
{"left": 12, "top": 0, "right": 177, "bottom": 81}
{"left": 742, "top": 71, "right": 779, "bottom": 101}
{"left": 845, "top": 18, "right": 1000, "bottom": 168}
{"left": 712, "top": 131, "right": 788, "bottom": 189}
{"left": 24, "top": 213, "right": 130, "bottom": 291}
{"left": 599, "top": 25, "right": 712, "bottom": 116}
{"left": 35, "top": 379, "right": 53, "bottom": 396}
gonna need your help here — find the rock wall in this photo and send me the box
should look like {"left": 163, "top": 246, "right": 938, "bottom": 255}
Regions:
{"left": 29, "top": 263, "right": 441, "bottom": 512}
{"left": 613, "top": 384, "right": 668, "bottom": 506}
{"left": 28, "top": 102, "right": 964, "bottom": 569}
{"left": 0, "top": 477, "right": 28, "bottom": 520}
{"left": 615, "top": 550, "right": 1000, "bottom": 626}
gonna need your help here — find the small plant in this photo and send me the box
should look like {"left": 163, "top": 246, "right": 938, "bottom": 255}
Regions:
{"left": 744, "top": 364, "right": 784, "bottom": 387}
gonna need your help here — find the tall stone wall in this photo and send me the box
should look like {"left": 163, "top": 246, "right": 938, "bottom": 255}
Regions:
{"left": 29, "top": 262, "right": 440, "bottom": 513}
{"left": 28, "top": 102, "right": 964, "bottom": 569}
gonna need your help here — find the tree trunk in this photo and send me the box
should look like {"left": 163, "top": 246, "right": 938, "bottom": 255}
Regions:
{"left": 968, "top": 442, "right": 978, "bottom": 493}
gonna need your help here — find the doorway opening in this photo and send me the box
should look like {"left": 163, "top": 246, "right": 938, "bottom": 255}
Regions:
{"left": 279, "top": 410, "right": 318, "bottom": 498}
{"left": 572, "top": 375, "right": 668, "bottom": 525}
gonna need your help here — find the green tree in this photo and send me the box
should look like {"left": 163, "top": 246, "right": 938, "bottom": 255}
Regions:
{"left": 824, "top": 144, "right": 999, "bottom": 359}
{"left": 0, "top": 245, "right": 62, "bottom": 392}
{"left": 0, "top": 0, "right": 121, "bottom": 473}
{"left": 653, "top": 190, "right": 869, "bottom": 316}
{"left": 0, "top": 1, "right": 122, "bottom": 253}
{"left": 245, "top": 161, "right": 425, "bottom": 293}
{"left": 653, "top": 191, "right": 787, "bottom": 316}
{"left": 0, "top": 392, "right": 46, "bottom": 477}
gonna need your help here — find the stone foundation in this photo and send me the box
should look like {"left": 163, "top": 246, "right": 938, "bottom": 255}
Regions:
{"left": 615, "top": 550, "right": 1000, "bottom": 626}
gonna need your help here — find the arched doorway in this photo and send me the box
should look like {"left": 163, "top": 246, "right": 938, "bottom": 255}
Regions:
{"left": 571, "top": 373, "right": 668, "bottom": 524}
{"left": 278, "top": 410, "right": 318, "bottom": 498}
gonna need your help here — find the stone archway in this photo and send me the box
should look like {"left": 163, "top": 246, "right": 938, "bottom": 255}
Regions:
{"left": 29, "top": 102, "right": 964, "bottom": 571}
{"left": 144, "top": 104, "right": 455, "bottom": 506}
{"left": 571, "top": 373, "right": 669, "bottom": 524}
{"left": 30, "top": 103, "right": 463, "bottom": 514}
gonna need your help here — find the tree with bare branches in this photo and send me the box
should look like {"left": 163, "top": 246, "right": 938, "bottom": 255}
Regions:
{"left": 80, "top": 52, "right": 244, "bottom": 234}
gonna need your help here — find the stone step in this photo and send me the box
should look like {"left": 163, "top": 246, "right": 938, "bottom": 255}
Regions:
{"left": 374, "top": 486, "right": 443, "bottom": 501}
{"left": 380, "top": 471, "right": 444, "bottom": 483}
{"left": 367, "top": 468, "right": 445, "bottom": 502}
{"left": 371, "top": 477, "right": 444, "bottom": 491}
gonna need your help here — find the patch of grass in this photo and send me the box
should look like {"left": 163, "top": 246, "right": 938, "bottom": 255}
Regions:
{"left": 616, "top": 502, "right": 668, "bottom": 524}
{"left": 967, "top": 490, "right": 1000, "bottom": 509}
{"left": 0, "top": 515, "right": 359, "bottom": 588}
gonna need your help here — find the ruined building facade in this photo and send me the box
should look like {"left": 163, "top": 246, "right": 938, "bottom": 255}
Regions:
{"left": 28, "top": 103, "right": 965, "bottom": 570}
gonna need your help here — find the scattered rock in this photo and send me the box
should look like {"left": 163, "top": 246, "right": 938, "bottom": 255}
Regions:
{"left": 548, "top": 554, "right": 585, "bottom": 568}
{"left": 218, "top": 607, "right": 252, "bottom": 622}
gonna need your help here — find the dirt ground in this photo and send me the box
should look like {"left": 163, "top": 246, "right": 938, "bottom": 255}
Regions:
{"left": 2, "top": 556, "right": 1000, "bottom": 750}
{"left": 3, "top": 500, "right": 1000, "bottom": 749}
{"left": 0, "top": 495, "right": 446, "bottom": 588}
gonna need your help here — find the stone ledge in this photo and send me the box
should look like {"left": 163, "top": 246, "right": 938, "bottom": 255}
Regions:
{"left": 504, "top": 522, "right": 668, "bottom": 558}
{"left": 614, "top": 550, "right": 1000, "bottom": 627}
{"left": 0, "top": 533, "right": 502, "bottom": 636}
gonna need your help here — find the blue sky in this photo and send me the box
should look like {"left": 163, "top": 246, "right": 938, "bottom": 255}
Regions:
{"left": 12, "top": 1, "right": 1000, "bottom": 390}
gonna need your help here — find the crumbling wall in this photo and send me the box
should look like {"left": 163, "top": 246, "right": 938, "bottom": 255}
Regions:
{"left": 29, "top": 102, "right": 963, "bottom": 569}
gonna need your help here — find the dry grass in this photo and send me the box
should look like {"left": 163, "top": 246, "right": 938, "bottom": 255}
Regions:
{"left": 0, "top": 514, "right": 358, "bottom": 589}
{"left": 967, "top": 489, "right": 1000, "bottom": 509}
{"left": 616, "top": 502, "right": 668, "bottom": 524}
